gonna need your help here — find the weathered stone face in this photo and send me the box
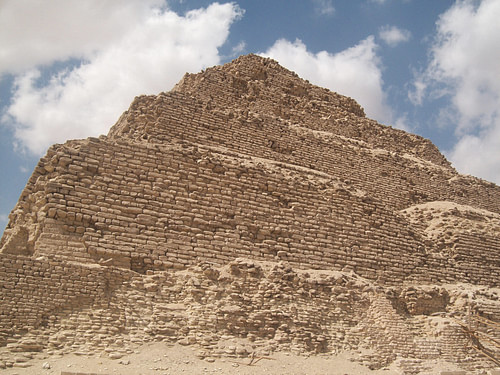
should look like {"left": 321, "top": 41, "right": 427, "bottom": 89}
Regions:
{"left": 0, "top": 54, "right": 499, "bottom": 373}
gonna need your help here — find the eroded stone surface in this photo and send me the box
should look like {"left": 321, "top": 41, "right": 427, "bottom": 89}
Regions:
{"left": 1, "top": 54, "right": 500, "bottom": 374}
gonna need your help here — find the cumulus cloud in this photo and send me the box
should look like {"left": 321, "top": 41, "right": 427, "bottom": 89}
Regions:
{"left": 262, "top": 36, "right": 398, "bottom": 126}
{"left": 378, "top": 25, "right": 411, "bottom": 47}
{"left": 0, "top": 0, "right": 164, "bottom": 74}
{"left": 2, "top": 2, "right": 243, "bottom": 155}
{"left": 312, "top": 0, "right": 335, "bottom": 16}
{"left": 408, "top": 78, "right": 427, "bottom": 106}
{"left": 449, "top": 127, "right": 500, "bottom": 184}
{"left": 230, "top": 41, "right": 247, "bottom": 57}
{"left": 414, "top": 0, "right": 500, "bottom": 183}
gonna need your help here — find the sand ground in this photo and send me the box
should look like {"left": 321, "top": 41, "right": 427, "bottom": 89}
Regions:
{"left": 1, "top": 342, "right": 407, "bottom": 375}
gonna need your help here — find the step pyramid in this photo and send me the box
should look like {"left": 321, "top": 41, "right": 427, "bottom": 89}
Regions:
{"left": 1, "top": 54, "right": 499, "bottom": 373}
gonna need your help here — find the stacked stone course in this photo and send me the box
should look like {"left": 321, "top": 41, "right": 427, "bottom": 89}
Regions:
{"left": 1, "top": 54, "right": 500, "bottom": 373}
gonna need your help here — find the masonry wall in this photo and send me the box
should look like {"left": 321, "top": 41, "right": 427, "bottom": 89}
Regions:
{"left": 2, "top": 135, "right": 500, "bottom": 288}
{"left": 169, "top": 54, "right": 449, "bottom": 167}
{"left": 3, "top": 138, "right": 421, "bottom": 279}
{"left": 1, "top": 55, "right": 500, "bottom": 373}
{"left": 0, "top": 253, "right": 128, "bottom": 348}
{"left": 2, "top": 255, "right": 497, "bottom": 372}
{"left": 109, "top": 88, "right": 500, "bottom": 215}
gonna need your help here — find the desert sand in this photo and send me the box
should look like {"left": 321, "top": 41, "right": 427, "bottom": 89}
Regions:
{"left": 1, "top": 342, "right": 474, "bottom": 375}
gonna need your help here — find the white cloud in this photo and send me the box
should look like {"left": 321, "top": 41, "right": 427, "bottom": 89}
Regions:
{"left": 262, "top": 37, "right": 397, "bottom": 126}
{"left": 408, "top": 78, "right": 426, "bottom": 105}
{"left": 369, "top": 0, "right": 413, "bottom": 6}
{"left": 415, "top": 0, "right": 500, "bottom": 184}
{"left": 313, "top": 0, "right": 335, "bottom": 16}
{"left": 378, "top": 25, "right": 411, "bottom": 47}
{"left": 231, "top": 41, "right": 247, "bottom": 56}
{"left": 0, "top": 0, "right": 165, "bottom": 74}
{"left": 448, "top": 126, "right": 500, "bottom": 184}
{"left": 2, "top": 2, "right": 243, "bottom": 155}
{"left": 393, "top": 115, "right": 411, "bottom": 132}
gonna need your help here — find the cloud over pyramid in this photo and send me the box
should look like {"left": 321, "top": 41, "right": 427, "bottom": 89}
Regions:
{"left": 1, "top": 54, "right": 500, "bottom": 373}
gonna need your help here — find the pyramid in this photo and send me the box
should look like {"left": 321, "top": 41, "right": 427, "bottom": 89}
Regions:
{"left": 1, "top": 54, "right": 500, "bottom": 373}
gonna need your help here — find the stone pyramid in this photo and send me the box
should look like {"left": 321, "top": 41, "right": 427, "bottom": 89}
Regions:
{"left": 1, "top": 54, "right": 500, "bottom": 373}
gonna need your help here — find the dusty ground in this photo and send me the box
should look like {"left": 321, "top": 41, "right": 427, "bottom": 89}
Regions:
{"left": 0, "top": 342, "right": 394, "bottom": 375}
{"left": 1, "top": 342, "right": 474, "bottom": 375}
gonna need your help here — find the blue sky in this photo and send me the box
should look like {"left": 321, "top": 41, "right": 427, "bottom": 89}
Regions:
{"left": 1, "top": 0, "right": 500, "bottom": 234}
